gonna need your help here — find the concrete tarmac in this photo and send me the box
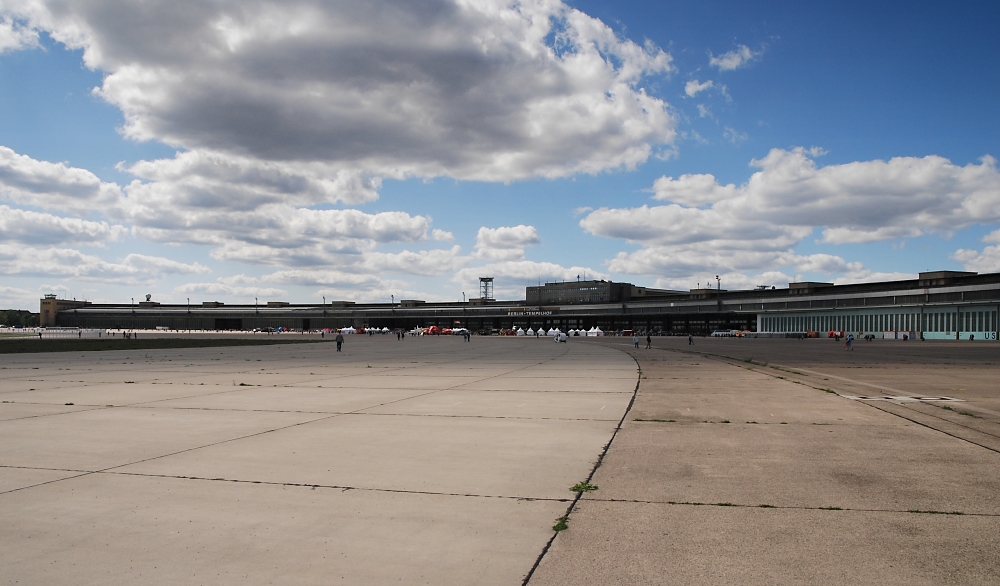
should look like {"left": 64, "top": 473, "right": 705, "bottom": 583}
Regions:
{"left": 529, "top": 337, "right": 1000, "bottom": 585}
{"left": 0, "top": 336, "right": 635, "bottom": 585}
{"left": 5, "top": 335, "right": 1000, "bottom": 584}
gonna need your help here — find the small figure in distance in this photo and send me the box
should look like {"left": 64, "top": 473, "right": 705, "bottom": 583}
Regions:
{"left": 646, "top": 334, "right": 651, "bottom": 350}
{"left": 688, "top": 334, "right": 693, "bottom": 345}
{"left": 335, "top": 330, "right": 344, "bottom": 352}
{"left": 970, "top": 334, "right": 975, "bottom": 341}
{"left": 633, "top": 334, "right": 639, "bottom": 349}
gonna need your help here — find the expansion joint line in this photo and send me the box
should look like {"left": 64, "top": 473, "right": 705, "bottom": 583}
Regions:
{"left": 521, "top": 349, "right": 641, "bottom": 585}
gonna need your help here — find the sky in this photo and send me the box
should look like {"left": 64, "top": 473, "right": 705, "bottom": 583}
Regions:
{"left": 1, "top": 0, "right": 999, "bottom": 310}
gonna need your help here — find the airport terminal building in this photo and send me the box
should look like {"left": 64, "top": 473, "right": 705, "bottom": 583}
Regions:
{"left": 41, "top": 270, "right": 1000, "bottom": 340}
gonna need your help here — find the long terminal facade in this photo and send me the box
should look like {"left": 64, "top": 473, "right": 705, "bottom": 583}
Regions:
{"left": 41, "top": 270, "right": 1000, "bottom": 340}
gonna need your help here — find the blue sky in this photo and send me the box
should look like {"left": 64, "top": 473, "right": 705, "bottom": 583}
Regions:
{"left": 1, "top": 0, "right": 999, "bottom": 310}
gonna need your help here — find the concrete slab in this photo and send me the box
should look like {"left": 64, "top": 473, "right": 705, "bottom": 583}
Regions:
{"left": 455, "top": 377, "right": 635, "bottom": 392}
{"left": 1, "top": 473, "right": 564, "bottom": 586}
{"left": 0, "top": 381, "right": 246, "bottom": 407}
{"left": 0, "top": 338, "right": 636, "bottom": 583}
{"left": 596, "top": 422, "right": 1000, "bottom": 514}
{"left": 0, "top": 406, "right": 320, "bottom": 471}
{"left": 360, "top": 389, "right": 623, "bottom": 420}
{"left": 530, "top": 500, "right": 1000, "bottom": 586}
{"left": 525, "top": 339, "right": 1000, "bottom": 585}
{"left": 117, "top": 414, "right": 619, "bottom": 499}
{"left": 149, "top": 386, "right": 431, "bottom": 413}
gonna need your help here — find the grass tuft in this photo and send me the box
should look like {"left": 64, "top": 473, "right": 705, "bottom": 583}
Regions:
{"left": 552, "top": 516, "right": 569, "bottom": 531}
{"left": 570, "top": 482, "right": 599, "bottom": 493}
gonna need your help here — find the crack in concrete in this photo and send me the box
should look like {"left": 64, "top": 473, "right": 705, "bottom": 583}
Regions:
{"left": 577, "top": 497, "right": 998, "bottom": 517}
{"left": 521, "top": 350, "right": 641, "bottom": 585}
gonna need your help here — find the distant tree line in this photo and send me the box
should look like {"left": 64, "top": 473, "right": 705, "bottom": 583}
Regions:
{"left": 0, "top": 310, "right": 39, "bottom": 327}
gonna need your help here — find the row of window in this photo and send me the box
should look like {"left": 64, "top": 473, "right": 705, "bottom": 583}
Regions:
{"left": 760, "top": 310, "right": 998, "bottom": 333}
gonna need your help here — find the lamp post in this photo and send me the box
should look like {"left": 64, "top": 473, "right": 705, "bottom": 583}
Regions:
{"left": 463, "top": 292, "right": 465, "bottom": 303}
{"left": 716, "top": 275, "right": 722, "bottom": 317}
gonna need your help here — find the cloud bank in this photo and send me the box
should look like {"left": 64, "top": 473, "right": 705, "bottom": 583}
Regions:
{"left": 584, "top": 148, "right": 1000, "bottom": 287}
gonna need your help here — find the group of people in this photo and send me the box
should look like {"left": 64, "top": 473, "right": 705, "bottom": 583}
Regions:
{"left": 632, "top": 334, "right": 652, "bottom": 349}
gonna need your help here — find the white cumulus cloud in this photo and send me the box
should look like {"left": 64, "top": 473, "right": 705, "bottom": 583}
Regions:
{"left": 584, "top": 147, "right": 1000, "bottom": 284}
{"left": 684, "top": 79, "right": 713, "bottom": 97}
{"left": 0, "top": 205, "right": 127, "bottom": 245}
{"left": 0, "top": 146, "right": 122, "bottom": 213}
{"left": 474, "top": 225, "right": 541, "bottom": 261}
{"left": 7, "top": 0, "right": 677, "bottom": 204}
{"left": 709, "top": 44, "right": 760, "bottom": 71}
{"left": 0, "top": 15, "right": 37, "bottom": 52}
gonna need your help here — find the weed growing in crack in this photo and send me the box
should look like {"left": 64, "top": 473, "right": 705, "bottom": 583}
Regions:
{"left": 552, "top": 516, "right": 569, "bottom": 531}
{"left": 570, "top": 482, "right": 599, "bottom": 493}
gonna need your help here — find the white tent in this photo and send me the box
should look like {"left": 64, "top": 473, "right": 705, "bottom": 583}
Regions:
{"left": 381, "top": 327, "right": 389, "bottom": 332}
{"left": 340, "top": 326, "right": 356, "bottom": 334}
{"left": 546, "top": 328, "right": 559, "bottom": 336}
{"left": 516, "top": 328, "right": 525, "bottom": 336}
{"left": 526, "top": 328, "right": 535, "bottom": 336}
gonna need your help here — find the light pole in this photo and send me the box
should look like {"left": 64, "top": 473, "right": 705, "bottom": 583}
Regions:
{"left": 716, "top": 275, "right": 722, "bottom": 316}
{"left": 462, "top": 292, "right": 465, "bottom": 303}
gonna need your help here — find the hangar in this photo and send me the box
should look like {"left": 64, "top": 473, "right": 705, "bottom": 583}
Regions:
{"left": 42, "top": 270, "right": 1000, "bottom": 340}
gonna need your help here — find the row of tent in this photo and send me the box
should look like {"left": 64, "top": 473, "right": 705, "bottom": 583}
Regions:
{"left": 516, "top": 327, "right": 604, "bottom": 337}
{"left": 322, "top": 326, "right": 392, "bottom": 334}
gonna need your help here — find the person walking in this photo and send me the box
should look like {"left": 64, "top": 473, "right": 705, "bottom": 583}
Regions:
{"left": 688, "top": 334, "right": 693, "bottom": 345}
{"left": 645, "top": 334, "right": 651, "bottom": 349}
{"left": 633, "top": 334, "right": 639, "bottom": 349}
{"left": 335, "top": 331, "right": 344, "bottom": 352}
